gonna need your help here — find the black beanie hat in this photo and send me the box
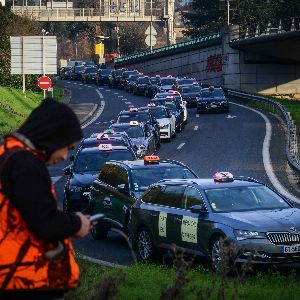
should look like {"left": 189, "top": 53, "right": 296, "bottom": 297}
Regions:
{"left": 18, "top": 98, "right": 83, "bottom": 156}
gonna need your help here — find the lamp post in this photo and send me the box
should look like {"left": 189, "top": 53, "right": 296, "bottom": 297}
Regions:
{"left": 41, "top": 28, "right": 49, "bottom": 99}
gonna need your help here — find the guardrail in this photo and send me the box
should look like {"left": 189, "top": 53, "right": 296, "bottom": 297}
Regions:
{"left": 228, "top": 90, "right": 300, "bottom": 175}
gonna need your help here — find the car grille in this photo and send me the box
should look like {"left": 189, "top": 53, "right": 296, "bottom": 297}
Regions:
{"left": 267, "top": 232, "right": 300, "bottom": 245}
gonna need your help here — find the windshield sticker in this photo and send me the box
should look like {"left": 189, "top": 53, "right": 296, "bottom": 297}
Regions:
{"left": 158, "top": 212, "right": 167, "bottom": 237}
{"left": 181, "top": 216, "right": 198, "bottom": 243}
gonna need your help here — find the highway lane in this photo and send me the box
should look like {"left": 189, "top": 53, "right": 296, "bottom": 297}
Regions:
{"left": 48, "top": 79, "right": 300, "bottom": 265}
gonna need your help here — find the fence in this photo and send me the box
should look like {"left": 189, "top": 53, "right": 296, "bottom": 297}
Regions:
{"left": 228, "top": 90, "right": 300, "bottom": 175}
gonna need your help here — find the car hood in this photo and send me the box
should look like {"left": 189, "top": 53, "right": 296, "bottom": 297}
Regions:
{"left": 70, "top": 172, "right": 98, "bottom": 188}
{"left": 160, "top": 85, "right": 173, "bottom": 90}
{"left": 217, "top": 208, "right": 300, "bottom": 231}
{"left": 157, "top": 118, "right": 170, "bottom": 127}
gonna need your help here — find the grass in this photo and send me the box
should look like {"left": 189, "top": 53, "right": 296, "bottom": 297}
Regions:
{"left": 0, "top": 84, "right": 64, "bottom": 135}
{"left": 65, "top": 256, "right": 300, "bottom": 300}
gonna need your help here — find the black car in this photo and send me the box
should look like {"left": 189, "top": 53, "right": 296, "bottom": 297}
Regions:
{"left": 145, "top": 76, "right": 161, "bottom": 98}
{"left": 124, "top": 74, "right": 140, "bottom": 92}
{"left": 197, "top": 87, "right": 229, "bottom": 113}
{"left": 108, "top": 68, "right": 127, "bottom": 88}
{"left": 81, "top": 66, "right": 98, "bottom": 84}
{"left": 159, "top": 76, "right": 177, "bottom": 92}
{"left": 132, "top": 76, "right": 150, "bottom": 95}
{"left": 150, "top": 97, "right": 185, "bottom": 132}
{"left": 59, "top": 66, "right": 72, "bottom": 80}
{"left": 109, "top": 122, "right": 157, "bottom": 158}
{"left": 180, "top": 85, "right": 202, "bottom": 107}
{"left": 63, "top": 145, "right": 137, "bottom": 212}
{"left": 89, "top": 156, "right": 198, "bottom": 239}
{"left": 95, "top": 69, "right": 113, "bottom": 86}
{"left": 172, "top": 78, "right": 198, "bottom": 91}
{"left": 70, "top": 66, "right": 85, "bottom": 81}
{"left": 116, "top": 108, "right": 161, "bottom": 148}
{"left": 129, "top": 172, "right": 300, "bottom": 270}
{"left": 120, "top": 70, "right": 139, "bottom": 89}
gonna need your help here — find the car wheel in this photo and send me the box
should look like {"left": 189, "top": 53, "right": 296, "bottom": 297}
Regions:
{"left": 137, "top": 227, "right": 157, "bottom": 261}
{"left": 210, "top": 236, "right": 233, "bottom": 273}
{"left": 91, "top": 223, "right": 108, "bottom": 240}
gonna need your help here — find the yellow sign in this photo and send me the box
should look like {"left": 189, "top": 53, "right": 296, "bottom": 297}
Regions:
{"left": 95, "top": 44, "right": 105, "bottom": 57}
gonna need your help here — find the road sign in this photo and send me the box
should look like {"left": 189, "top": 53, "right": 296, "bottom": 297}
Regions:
{"left": 145, "top": 35, "right": 157, "bottom": 47}
{"left": 38, "top": 76, "right": 52, "bottom": 90}
{"left": 10, "top": 36, "right": 57, "bottom": 75}
{"left": 145, "top": 25, "right": 157, "bottom": 35}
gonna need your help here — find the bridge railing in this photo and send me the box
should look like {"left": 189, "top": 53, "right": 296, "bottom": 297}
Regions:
{"left": 228, "top": 90, "right": 300, "bottom": 175}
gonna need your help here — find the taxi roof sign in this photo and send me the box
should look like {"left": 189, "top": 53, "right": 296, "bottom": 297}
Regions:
{"left": 129, "top": 121, "right": 139, "bottom": 126}
{"left": 103, "top": 129, "right": 115, "bottom": 135}
{"left": 213, "top": 172, "right": 234, "bottom": 182}
{"left": 129, "top": 107, "right": 138, "bottom": 112}
{"left": 144, "top": 155, "right": 160, "bottom": 164}
{"left": 98, "top": 144, "right": 113, "bottom": 151}
{"left": 147, "top": 103, "right": 156, "bottom": 107}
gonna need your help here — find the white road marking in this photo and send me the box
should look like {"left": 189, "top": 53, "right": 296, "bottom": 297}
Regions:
{"left": 51, "top": 176, "right": 62, "bottom": 185}
{"left": 96, "top": 89, "right": 104, "bottom": 99}
{"left": 81, "top": 100, "right": 105, "bottom": 129}
{"left": 114, "top": 92, "right": 119, "bottom": 95}
{"left": 123, "top": 98, "right": 127, "bottom": 101}
{"left": 98, "top": 87, "right": 104, "bottom": 90}
{"left": 194, "top": 125, "right": 199, "bottom": 131}
{"left": 105, "top": 89, "right": 111, "bottom": 92}
{"left": 125, "top": 102, "right": 132, "bottom": 104}
{"left": 67, "top": 81, "right": 71, "bottom": 84}
{"left": 118, "top": 95, "right": 123, "bottom": 98}
{"left": 177, "top": 142, "right": 185, "bottom": 150}
{"left": 226, "top": 115, "right": 237, "bottom": 119}
{"left": 231, "top": 102, "right": 299, "bottom": 203}
{"left": 196, "top": 114, "right": 199, "bottom": 118}
{"left": 79, "top": 83, "right": 83, "bottom": 86}
{"left": 73, "top": 83, "right": 77, "bottom": 85}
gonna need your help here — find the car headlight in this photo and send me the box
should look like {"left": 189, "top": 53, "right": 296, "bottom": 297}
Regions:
{"left": 161, "top": 124, "right": 170, "bottom": 129}
{"left": 69, "top": 186, "right": 82, "bottom": 192}
{"left": 234, "top": 230, "right": 266, "bottom": 241}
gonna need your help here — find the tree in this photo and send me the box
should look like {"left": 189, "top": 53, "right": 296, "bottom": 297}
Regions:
{"left": 182, "top": 0, "right": 300, "bottom": 37}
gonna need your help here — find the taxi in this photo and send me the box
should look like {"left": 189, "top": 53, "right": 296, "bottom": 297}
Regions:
{"left": 109, "top": 121, "right": 157, "bottom": 158}
{"left": 158, "top": 76, "right": 177, "bottom": 92}
{"left": 88, "top": 156, "right": 198, "bottom": 239}
{"left": 132, "top": 76, "right": 150, "bottom": 95}
{"left": 129, "top": 172, "right": 300, "bottom": 270}
{"left": 139, "top": 104, "right": 176, "bottom": 141}
{"left": 63, "top": 144, "right": 136, "bottom": 212}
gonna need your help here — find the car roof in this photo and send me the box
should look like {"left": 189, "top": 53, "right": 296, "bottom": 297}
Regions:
{"left": 105, "top": 159, "right": 191, "bottom": 170}
{"left": 156, "top": 178, "right": 261, "bottom": 189}
{"left": 110, "top": 122, "right": 144, "bottom": 129}
{"left": 78, "top": 145, "right": 130, "bottom": 154}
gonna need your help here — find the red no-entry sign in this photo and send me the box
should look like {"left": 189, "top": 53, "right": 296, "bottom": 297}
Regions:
{"left": 38, "top": 76, "right": 52, "bottom": 90}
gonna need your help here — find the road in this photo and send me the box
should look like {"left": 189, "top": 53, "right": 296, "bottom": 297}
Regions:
{"left": 48, "top": 79, "right": 300, "bottom": 265}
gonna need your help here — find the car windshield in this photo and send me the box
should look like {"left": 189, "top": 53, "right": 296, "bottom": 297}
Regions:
{"left": 150, "top": 107, "right": 168, "bottom": 119}
{"left": 111, "top": 126, "right": 144, "bottom": 138}
{"left": 129, "top": 75, "right": 139, "bottom": 81}
{"left": 205, "top": 186, "right": 290, "bottom": 213}
{"left": 81, "top": 139, "right": 124, "bottom": 148}
{"left": 201, "top": 90, "right": 224, "bottom": 98}
{"left": 85, "top": 68, "right": 97, "bottom": 73}
{"left": 124, "top": 71, "right": 137, "bottom": 78}
{"left": 150, "top": 78, "right": 158, "bottom": 84}
{"left": 75, "top": 67, "right": 84, "bottom": 72}
{"left": 100, "top": 69, "right": 112, "bottom": 75}
{"left": 131, "top": 167, "right": 197, "bottom": 192}
{"left": 138, "top": 77, "right": 148, "bottom": 84}
{"left": 161, "top": 78, "right": 176, "bottom": 85}
{"left": 182, "top": 86, "right": 201, "bottom": 93}
{"left": 114, "top": 70, "right": 123, "bottom": 76}
{"left": 117, "top": 113, "right": 151, "bottom": 124}
{"left": 74, "top": 151, "right": 134, "bottom": 173}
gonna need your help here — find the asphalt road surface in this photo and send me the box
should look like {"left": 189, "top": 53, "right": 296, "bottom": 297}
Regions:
{"left": 48, "top": 79, "right": 300, "bottom": 266}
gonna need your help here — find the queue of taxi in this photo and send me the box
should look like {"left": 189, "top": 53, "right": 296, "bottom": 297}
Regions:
{"left": 61, "top": 65, "right": 300, "bottom": 271}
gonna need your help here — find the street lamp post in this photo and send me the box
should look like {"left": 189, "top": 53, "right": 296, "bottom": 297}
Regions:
{"left": 41, "top": 28, "right": 49, "bottom": 99}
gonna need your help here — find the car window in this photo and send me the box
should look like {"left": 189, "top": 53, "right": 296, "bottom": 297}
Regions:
{"left": 150, "top": 107, "right": 167, "bottom": 119}
{"left": 182, "top": 186, "right": 205, "bottom": 210}
{"left": 156, "top": 185, "right": 185, "bottom": 208}
{"left": 142, "top": 186, "right": 162, "bottom": 203}
{"left": 205, "top": 186, "right": 290, "bottom": 212}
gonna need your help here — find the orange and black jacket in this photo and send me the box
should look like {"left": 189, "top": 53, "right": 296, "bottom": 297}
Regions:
{"left": 0, "top": 135, "right": 80, "bottom": 293}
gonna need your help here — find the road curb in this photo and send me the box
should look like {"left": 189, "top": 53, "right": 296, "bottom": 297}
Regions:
{"left": 80, "top": 104, "right": 98, "bottom": 125}
{"left": 81, "top": 255, "right": 125, "bottom": 269}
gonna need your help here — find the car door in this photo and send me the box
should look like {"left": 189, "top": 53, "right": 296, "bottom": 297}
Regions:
{"left": 175, "top": 186, "right": 213, "bottom": 255}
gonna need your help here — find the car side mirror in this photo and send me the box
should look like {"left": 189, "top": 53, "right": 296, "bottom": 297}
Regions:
{"left": 190, "top": 204, "right": 207, "bottom": 214}
{"left": 70, "top": 154, "right": 75, "bottom": 162}
{"left": 63, "top": 166, "right": 72, "bottom": 176}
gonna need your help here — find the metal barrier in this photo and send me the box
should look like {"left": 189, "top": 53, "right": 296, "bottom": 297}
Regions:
{"left": 228, "top": 90, "right": 300, "bottom": 175}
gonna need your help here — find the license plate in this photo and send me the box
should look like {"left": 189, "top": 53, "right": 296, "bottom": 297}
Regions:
{"left": 281, "top": 244, "right": 300, "bottom": 253}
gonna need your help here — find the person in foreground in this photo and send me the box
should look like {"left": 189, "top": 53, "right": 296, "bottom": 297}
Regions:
{"left": 0, "top": 98, "right": 91, "bottom": 300}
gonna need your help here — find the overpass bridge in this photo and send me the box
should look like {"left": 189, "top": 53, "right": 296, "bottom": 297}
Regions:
{"left": 11, "top": 0, "right": 176, "bottom": 44}
{"left": 115, "top": 19, "right": 300, "bottom": 95}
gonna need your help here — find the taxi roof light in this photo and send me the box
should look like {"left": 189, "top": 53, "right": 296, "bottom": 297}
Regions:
{"left": 144, "top": 155, "right": 160, "bottom": 164}
{"left": 213, "top": 172, "right": 234, "bottom": 182}
{"left": 168, "top": 90, "right": 180, "bottom": 94}
{"left": 103, "top": 129, "right": 115, "bottom": 135}
{"left": 129, "top": 107, "right": 138, "bottom": 112}
{"left": 147, "top": 103, "right": 156, "bottom": 107}
{"left": 98, "top": 144, "right": 113, "bottom": 151}
{"left": 129, "top": 121, "right": 139, "bottom": 126}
